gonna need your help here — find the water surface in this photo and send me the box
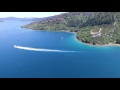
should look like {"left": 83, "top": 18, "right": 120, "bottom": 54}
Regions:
{"left": 0, "top": 20, "right": 120, "bottom": 78}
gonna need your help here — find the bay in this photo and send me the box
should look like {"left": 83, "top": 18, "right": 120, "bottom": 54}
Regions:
{"left": 0, "top": 20, "right": 120, "bottom": 78}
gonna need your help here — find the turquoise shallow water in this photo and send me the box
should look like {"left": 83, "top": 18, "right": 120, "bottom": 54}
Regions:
{"left": 0, "top": 20, "right": 120, "bottom": 78}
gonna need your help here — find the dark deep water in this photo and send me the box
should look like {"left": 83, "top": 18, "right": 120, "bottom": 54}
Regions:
{"left": 0, "top": 20, "right": 120, "bottom": 78}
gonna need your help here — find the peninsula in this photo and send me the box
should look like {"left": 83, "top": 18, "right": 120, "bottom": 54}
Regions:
{"left": 21, "top": 12, "right": 120, "bottom": 46}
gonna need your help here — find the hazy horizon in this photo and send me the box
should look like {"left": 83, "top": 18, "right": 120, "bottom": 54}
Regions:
{"left": 0, "top": 12, "right": 65, "bottom": 18}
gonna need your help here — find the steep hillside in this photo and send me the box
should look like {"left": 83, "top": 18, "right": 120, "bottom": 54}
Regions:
{"left": 21, "top": 12, "right": 120, "bottom": 45}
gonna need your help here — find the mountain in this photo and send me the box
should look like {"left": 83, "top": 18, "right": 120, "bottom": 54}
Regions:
{"left": 24, "top": 16, "right": 54, "bottom": 21}
{"left": 0, "top": 16, "right": 53, "bottom": 21}
{"left": 0, "top": 20, "right": 3, "bottom": 22}
{"left": 21, "top": 12, "right": 120, "bottom": 45}
{"left": 0, "top": 17, "right": 36, "bottom": 21}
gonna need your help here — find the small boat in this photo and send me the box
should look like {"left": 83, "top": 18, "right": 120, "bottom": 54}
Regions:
{"left": 61, "top": 37, "right": 63, "bottom": 39}
{"left": 14, "top": 45, "right": 17, "bottom": 48}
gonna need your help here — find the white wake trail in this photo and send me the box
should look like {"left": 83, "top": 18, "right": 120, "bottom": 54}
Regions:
{"left": 14, "top": 45, "right": 76, "bottom": 52}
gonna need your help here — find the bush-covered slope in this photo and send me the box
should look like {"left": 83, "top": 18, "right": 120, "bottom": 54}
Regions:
{"left": 21, "top": 12, "right": 120, "bottom": 45}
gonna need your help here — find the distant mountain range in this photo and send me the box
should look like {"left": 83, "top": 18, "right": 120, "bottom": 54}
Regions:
{"left": 0, "top": 17, "right": 34, "bottom": 20}
{"left": 0, "top": 20, "right": 3, "bottom": 22}
{"left": 0, "top": 16, "right": 53, "bottom": 21}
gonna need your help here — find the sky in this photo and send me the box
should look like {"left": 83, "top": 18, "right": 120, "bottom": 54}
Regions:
{"left": 0, "top": 12, "right": 65, "bottom": 18}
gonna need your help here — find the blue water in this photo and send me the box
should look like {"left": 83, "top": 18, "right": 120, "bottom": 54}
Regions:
{"left": 1, "top": 20, "right": 120, "bottom": 78}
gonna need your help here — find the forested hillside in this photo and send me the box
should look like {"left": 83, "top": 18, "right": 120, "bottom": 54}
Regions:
{"left": 21, "top": 12, "right": 120, "bottom": 45}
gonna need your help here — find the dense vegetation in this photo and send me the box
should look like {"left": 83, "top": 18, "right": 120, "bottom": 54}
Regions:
{"left": 21, "top": 12, "right": 120, "bottom": 45}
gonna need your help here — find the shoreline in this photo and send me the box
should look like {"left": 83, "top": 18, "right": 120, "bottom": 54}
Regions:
{"left": 72, "top": 31, "right": 120, "bottom": 47}
{"left": 23, "top": 28, "right": 120, "bottom": 47}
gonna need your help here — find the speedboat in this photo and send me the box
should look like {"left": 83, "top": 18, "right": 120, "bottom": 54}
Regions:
{"left": 14, "top": 45, "right": 17, "bottom": 48}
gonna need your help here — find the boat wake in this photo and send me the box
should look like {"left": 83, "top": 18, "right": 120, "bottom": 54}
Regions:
{"left": 14, "top": 45, "right": 78, "bottom": 52}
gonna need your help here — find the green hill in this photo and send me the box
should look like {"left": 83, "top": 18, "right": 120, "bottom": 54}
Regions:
{"left": 21, "top": 12, "right": 120, "bottom": 45}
